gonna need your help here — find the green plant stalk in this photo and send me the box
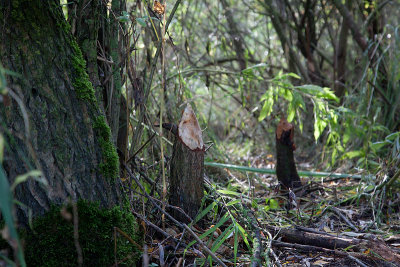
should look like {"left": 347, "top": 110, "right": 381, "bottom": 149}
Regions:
{"left": 204, "top": 162, "right": 371, "bottom": 179}
{"left": 145, "top": 0, "right": 181, "bottom": 101}
{"left": 160, "top": 0, "right": 167, "bottom": 228}
{"left": 132, "top": 0, "right": 181, "bottom": 156}
{"left": 0, "top": 165, "right": 26, "bottom": 267}
{"left": 143, "top": 0, "right": 159, "bottom": 42}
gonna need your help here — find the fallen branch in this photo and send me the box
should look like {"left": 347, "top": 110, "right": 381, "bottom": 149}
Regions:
{"left": 265, "top": 225, "right": 400, "bottom": 264}
{"left": 331, "top": 206, "right": 358, "bottom": 232}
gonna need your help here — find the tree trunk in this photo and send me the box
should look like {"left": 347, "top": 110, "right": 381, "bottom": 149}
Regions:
{"left": 0, "top": 0, "right": 120, "bottom": 224}
{"left": 275, "top": 117, "right": 302, "bottom": 189}
{"left": 169, "top": 104, "right": 204, "bottom": 222}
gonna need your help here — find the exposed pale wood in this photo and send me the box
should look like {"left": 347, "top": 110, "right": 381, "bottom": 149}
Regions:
{"left": 169, "top": 104, "right": 204, "bottom": 222}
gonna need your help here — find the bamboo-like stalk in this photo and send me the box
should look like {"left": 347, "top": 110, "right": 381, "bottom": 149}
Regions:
{"left": 204, "top": 162, "right": 372, "bottom": 179}
{"left": 160, "top": 0, "right": 167, "bottom": 229}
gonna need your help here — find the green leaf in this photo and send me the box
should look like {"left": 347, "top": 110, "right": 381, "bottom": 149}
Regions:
{"left": 258, "top": 89, "right": 274, "bottom": 121}
{"left": 242, "top": 63, "right": 268, "bottom": 72}
{"left": 194, "top": 202, "right": 216, "bottom": 223}
{"left": 280, "top": 88, "right": 293, "bottom": 101}
{"left": 0, "top": 165, "right": 26, "bottom": 267}
{"left": 118, "top": 11, "right": 130, "bottom": 23}
{"left": 217, "top": 189, "right": 241, "bottom": 196}
{"left": 287, "top": 103, "right": 295, "bottom": 122}
{"left": 385, "top": 132, "right": 400, "bottom": 141}
{"left": 237, "top": 222, "right": 250, "bottom": 250}
{"left": 295, "top": 84, "right": 339, "bottom": 102}
{"left": 313, "top": 116, "right": 327, "bottom": 141}
{"left": 287, "top": 72, "right": 301, "bottom": 79}
{"left": 233, "top": 225, "right": 238, "bottom": 265}
{"left": 11, "top": 170, "right": 45, "bottom": 191}
{"left": 342, "top": 150, "right": 364, "bottom": 159}
{"left": 211, "top": 224, "right": 234, "bottom": 253}
{"left": 226, "top": 199, "right": 240, "bottom": 206}
{"left": 137, "top": 17, "right": 147, "bottom": 27}
{"left": 268, "top": 198, "right": 279, "bottom": 210}
{"left": 370, "top": 141, "right": 388, "bottom": 152}
{"left": 185, "top": 213, "right": 230, "bottom": 249}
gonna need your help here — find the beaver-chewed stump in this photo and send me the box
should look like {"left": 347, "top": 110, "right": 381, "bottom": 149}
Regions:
{"left": 275, "top": 117, "right": 302, "bottom": 189}
{"left": 169, "top": 104, "right": 204, "bottom": 223}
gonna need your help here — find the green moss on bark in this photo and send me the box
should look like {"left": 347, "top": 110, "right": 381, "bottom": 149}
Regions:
{"left": 24, "top": 200, "right": 142, "bottom": 267}
{"left": 53, "top": 8, "right": 95, "bottom": 103}
{"left": 93, "top": 116, "right": 119, "bottom": 178}
{"left": 70, "top": 39, "right": 96, "bottom": 102}
{"left": 53, "top": 11, "right": 119, "bottom": 177}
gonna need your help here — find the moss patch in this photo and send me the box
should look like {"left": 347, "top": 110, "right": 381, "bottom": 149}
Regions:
{"left": 53, "top": 11, "right": 119, "bottom": 177}
{"left": 93, "top": 116, "right": 119, "bottom": 178}
{"left": 72, "top": 57, "right": 93, "bottom": 102}
{"left": 70, "top": 39, "right": 96, "bottom": 102}
{"left": 24, "top": 200, "right": 142, "bottom": 267}
{"left": 53, "top": 5, "right": 95, "bottom": 103}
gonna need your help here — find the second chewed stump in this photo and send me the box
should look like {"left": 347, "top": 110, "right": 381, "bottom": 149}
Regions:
{"left": 275, "top": 117, "right": 302, "bottom": 189}
{"left": 169, "top": 104, "right": 204, "bottom": 222}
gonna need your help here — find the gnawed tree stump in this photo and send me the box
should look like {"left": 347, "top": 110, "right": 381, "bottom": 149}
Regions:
{"left": 276, "top": 117, "right": 302, "bottom": 189}
{"left": 169, "top": 104, "right": 204, "bottom": 222}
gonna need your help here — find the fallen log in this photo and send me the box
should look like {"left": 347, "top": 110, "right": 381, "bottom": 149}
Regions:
{"left": 265, "top": 225, "right": 400, "bottom": 265}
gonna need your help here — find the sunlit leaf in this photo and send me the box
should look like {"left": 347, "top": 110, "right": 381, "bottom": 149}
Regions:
{"left": 287, "top": 104, "right": 295, "bottom": 122}
{"left": 342, "top": 150, "right": 364, "bottom": 159}
{"left": 268, "top": 198, "right": 279, "bottom": 210}
{"left": 295, "top": 84, "right": 339, "bottom": 102}
{"left": 217, "top": 189, "right": 241, "bottom": 196}
{"left": 226, "top": 199, "right": 240, "bottom": 206}
{"left": 258, "top": 89, "right": 274, "bottom": 121}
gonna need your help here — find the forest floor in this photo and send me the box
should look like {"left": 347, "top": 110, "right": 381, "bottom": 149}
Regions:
{"left": 129, "top": 150, "right": 400, "bottom": 267}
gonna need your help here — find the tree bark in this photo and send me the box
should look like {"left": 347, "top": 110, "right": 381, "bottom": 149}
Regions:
{"left": 0, "top": 0, "right": 120, "bottom": 224}
{"left": 275, "top": 117, "right": 302, "bottom": 189}
{"left": 334, "top": 15, "right": 349, "bottom": 99}
{"left": 169, "top": 105, "right": 204, "bottom": 222}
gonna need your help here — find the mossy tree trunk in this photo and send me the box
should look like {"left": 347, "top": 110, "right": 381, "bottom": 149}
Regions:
{"left": 69, "top": 0, "right": 128, "bottom": 164}
{"left": 0, "top": 0, "right": 121, "bottom": 224}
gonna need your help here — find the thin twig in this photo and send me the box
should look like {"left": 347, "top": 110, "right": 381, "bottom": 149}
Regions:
{"left": 124, "top": 164, "right": 228, "bottom": 267}
{"left": 331, "top": 207, "right": 358, "bottom": 232}
{"left": 72, "top": 202, "right": 83, "bottom": 267}
{"left": 347, "top": 254, "right": 369, "bottom": 267}
{"left": 114, "top": 226, "right": 143, "bottom": 250}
